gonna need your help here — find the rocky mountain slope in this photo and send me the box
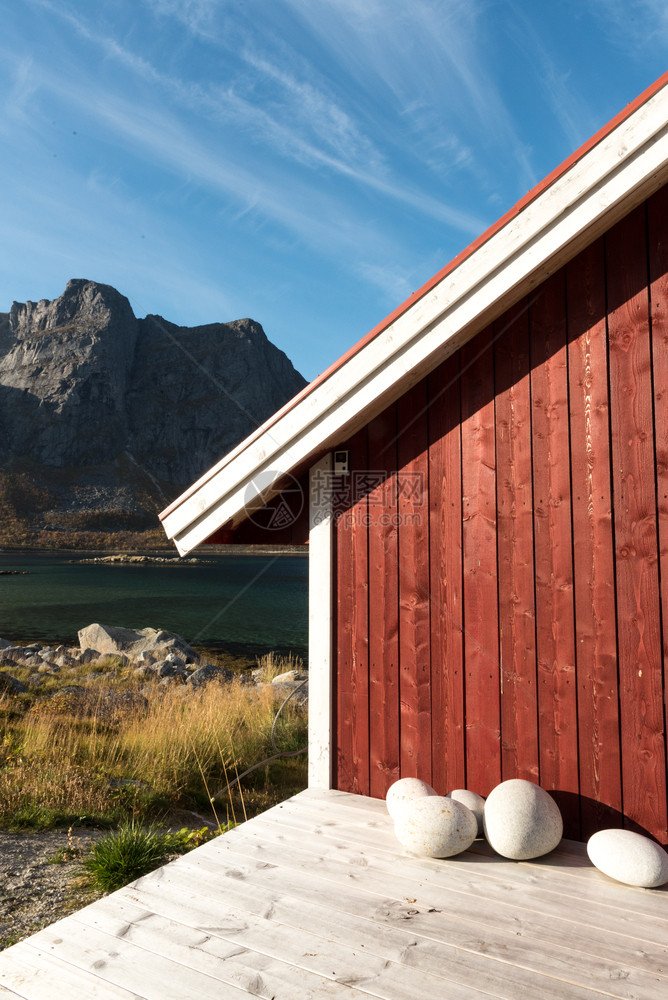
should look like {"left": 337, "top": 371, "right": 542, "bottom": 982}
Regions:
{"left": 0, "top": 280, "right": 307, "bottom": 549}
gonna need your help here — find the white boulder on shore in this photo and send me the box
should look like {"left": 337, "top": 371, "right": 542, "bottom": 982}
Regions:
{"left": 77, "top": 623, "right": 199, "bottom": 663}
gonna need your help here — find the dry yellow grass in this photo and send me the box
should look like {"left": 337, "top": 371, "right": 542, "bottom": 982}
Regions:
{"left": 0, "top": 675, "right": 307, "bottom": 830}
{"left": 255, "top": 650, "right": 304, "bottom": 681}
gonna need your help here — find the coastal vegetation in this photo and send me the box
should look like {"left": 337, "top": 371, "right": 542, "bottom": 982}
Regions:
{"left": 0, "top": 471, "right": 169, "bottom": 550}
{"left": 0, "top": 653, "right": 308, "bottom": 833}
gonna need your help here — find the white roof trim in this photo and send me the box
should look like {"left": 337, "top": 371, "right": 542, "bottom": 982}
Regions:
{"left": 162, "top": 79, "right": 668, "bottom": 555}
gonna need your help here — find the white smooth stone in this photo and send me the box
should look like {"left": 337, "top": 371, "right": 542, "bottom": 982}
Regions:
{"left": 386, "top": 777, "right": 436, "bottom": 820}
{"left": 483, "top": 779, "right": 563, "bottom": 860}
{"left": 394, "top": 796, "right": 478, "bottom": 858}
{"left": 587, "top": 829, "right": 668, "bottom": 888}
{"left": 447, "top": 789, "right": 485, "bottom": 836}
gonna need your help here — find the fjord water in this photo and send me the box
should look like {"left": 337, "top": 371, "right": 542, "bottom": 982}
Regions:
{"left": 0, "top": 552, "right": 308, "bottom": 656}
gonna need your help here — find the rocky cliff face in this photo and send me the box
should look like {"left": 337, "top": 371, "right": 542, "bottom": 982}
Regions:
{"left": 0, "top": 279, "right": 307, "bottom": 548}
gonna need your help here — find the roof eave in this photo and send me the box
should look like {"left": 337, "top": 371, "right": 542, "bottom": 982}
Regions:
{"left": 161, "top": 77, "right": 668, "bottom": 556}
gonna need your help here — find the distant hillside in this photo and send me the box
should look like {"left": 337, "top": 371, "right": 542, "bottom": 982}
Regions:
{"left": 0, "top": 279, "right": 307, "bottom": 549}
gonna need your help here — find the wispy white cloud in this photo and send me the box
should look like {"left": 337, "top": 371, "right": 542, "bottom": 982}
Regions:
{"left": 13, "top": 2, "right": 488, "bottom": 240}
{"left": 10, "top": 0, "right": 653, "bottom": 379}
{"left": 357, "top": 261, "right": 414, "bottom": 304}
{"left": 505, "top": 2, "right": 597, "bottom": 150}
{"left": 141, "top": 0, "right": 220, "bottom": 41}
{"left": 4, "top": 58, "right": 413, "bottom": 293}
{"left": 282, "top": 0, "right": 538, "bottom": 190}
{"left": 3, "top": 56, "right": 39, "bottom": 123}
{"left": 588, "top": 0, "right": 668, "bottom": 48}
{"left": 238, "top": 46, "right": 383, "bottom": 173}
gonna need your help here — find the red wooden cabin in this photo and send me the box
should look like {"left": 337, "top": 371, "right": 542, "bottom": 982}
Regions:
{"left": 161, "top": 73, "right": 668, "bottom": 847}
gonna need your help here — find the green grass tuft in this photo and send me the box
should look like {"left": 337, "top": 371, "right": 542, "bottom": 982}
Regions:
{"left": 81, "top": 823, "right": 216, "bottom": 893}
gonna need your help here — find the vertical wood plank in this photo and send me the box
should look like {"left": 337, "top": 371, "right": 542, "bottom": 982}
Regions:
{"left": 367, "top": 406, "right": 400, "bottom": 798}
{"left": 397, "top": 381, "right": 432, "bottom": 782}
{"left": 335, "top": 428, "right": 370, "bottom": 795}
{"left": 530, "top": 269, "right": 580, "bottom": 838}
{"left": 608, "top": 204, "right": 668, "bottom": 844}
{"left": 567, "top": 238, "right": 622, "bottom": 838}
{"left": 648, "top": 184, "right": 668, "bottom": 846}
{"left": 494, "top": 302, "right": 539, "bottom": 785}
{"left": 428, "top": 354, "right": 465, "bottom": 794}
{"left": 460, "top": 326, "right": 501, "bottom": 796}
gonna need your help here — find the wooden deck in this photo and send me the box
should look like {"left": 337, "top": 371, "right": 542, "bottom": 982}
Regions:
{"left": 0, "top": 788, "right": 666, "bottom": 999}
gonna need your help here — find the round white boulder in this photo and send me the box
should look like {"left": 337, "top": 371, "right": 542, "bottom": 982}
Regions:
{"left": 394, "top": 795, "right": 478, "bottom": 858}
{"left": 587, "top": 829, "right": 668, "bottom": 888}
{"left": 447, "top": 789, "right": 485, "bottom": 836}
{"left": 386, "top": 777, "right": 437, "bottom": 820}
{"left": 483, "top": 779, "right": 563, "bottom": 860}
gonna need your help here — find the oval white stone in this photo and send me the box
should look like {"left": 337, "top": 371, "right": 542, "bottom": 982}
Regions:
{"left": 447, "top": 789, "right": 485, "bottom": 836}
{"left": 386, "top": 777, "right": 436, "bottom": 820}
{"left": 587, "top": 829, "right": 668, "bottom": 888}
{"left": 483, "top": 779, "right": 563, "bottom": 860}
{"left": 394, "top": 795, "right": 478, "bottom": 858}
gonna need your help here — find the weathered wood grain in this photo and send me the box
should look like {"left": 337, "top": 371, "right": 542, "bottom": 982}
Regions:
{"left": 566, "top": 237, "right": 622, "bottom": 839}
{"left": 396, "top": 381, "right": 432, "bottom": 781}
{"left": 0, "top": 943, "right": 136, "bottom": 999}
{"left": 335, "top": 429, "right": 370, "bottom": 795}
{"left": 530, "top": 269, "right": 580, "bottom": 836}
{"left": 648, "top": 183, "right": 668, "bottom": 846}
{"left": 428, "top": 353, "right": 466, "bottom": 793}
{"left": 607, "top": 204, "right": 668, "bottom": 843}
{"left": 367, "top": 406, "right": 400, "bottom": 798}
{"left": 1, "top": 790, "right": 667, "bottom": 1000}
{"left": 460, "top": 325, "right": 501, "bottom": 795}
{"left": 494, "top": 300, "right": 539, "bottom": 785}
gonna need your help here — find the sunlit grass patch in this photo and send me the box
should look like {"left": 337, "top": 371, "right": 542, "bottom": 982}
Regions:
{"left": 255, "top": 650, "right": 304, "bottom": 681}
{"left": 0, "top": 672, "right": 308, "bottom": 831}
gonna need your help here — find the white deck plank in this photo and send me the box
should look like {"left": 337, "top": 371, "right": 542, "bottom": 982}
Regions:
{"left": 168, "top": 857, "right": 647, "bottom": 1000}
{"left": 183, "top": 834, "right": 668, "bottom": 971}
{"left": 172, "top": 836, "right": 668, "bottom": 998}
{"left": 117, "top": 869, "right": 510, "bottom": 1000}
{"left": 24, "top": 921, "right": 252, "bottom": 1000}
{"left": 258, "top": 793, "right": 668, "bottom": 920}
{"left": 0, "top": 941, "right": 144, "bottom": 999}
{"left": 119, "top": 861, "right": 609, "bottom": 1000}
{"left": 73, "top": 897, "right": 370, "bottom": 1000}
{"left": 0, "top": 789, "right": 666, "bottom": 1000}
{"left": 216, "top": 809, "right": 668, "bottom": 946}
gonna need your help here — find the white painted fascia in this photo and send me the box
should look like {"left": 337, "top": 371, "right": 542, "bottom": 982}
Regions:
{"left": 162, "top": 82, "right": 668, "bottom": 555}
{"left": 307, "top": 454, "right": 333, "bottom": 789}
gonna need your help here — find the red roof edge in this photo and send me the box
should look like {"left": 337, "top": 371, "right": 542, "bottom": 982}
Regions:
{"left": 160, "top": 70, "right": 668, "bottom": 524}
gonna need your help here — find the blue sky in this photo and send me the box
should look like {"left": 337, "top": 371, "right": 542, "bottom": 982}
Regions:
{"left": 2, "top": 1, "right": 667, "bottom": 381}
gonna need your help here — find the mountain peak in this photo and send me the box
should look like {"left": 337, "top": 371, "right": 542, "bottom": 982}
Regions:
{"left": 0, "top": 279, "right": 307, "bottom": 548}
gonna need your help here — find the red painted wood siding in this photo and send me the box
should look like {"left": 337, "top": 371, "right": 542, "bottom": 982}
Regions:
{"left": 333, "top": 190, "right": 668, "bottom": 846}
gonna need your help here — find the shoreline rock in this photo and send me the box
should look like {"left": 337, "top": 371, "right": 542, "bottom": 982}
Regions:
{"left": 0, "top": 624, "right": 308, "bottom": 703}
{"left": 70, "top": 555, "right": 211, "bottom": 565}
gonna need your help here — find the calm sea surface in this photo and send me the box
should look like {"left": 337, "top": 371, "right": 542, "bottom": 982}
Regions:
{"left": 0, "top": 552, "right": 308, "bottom": 657}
